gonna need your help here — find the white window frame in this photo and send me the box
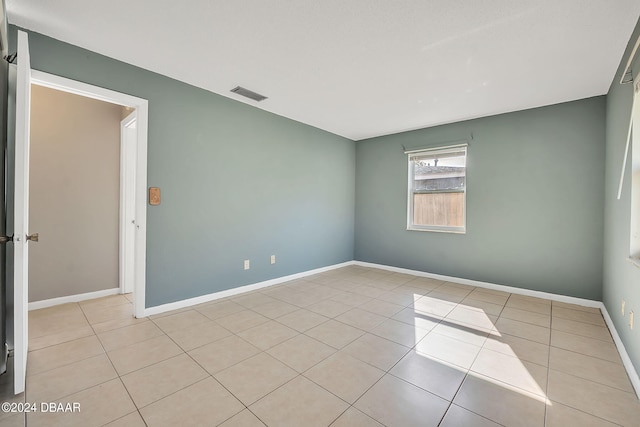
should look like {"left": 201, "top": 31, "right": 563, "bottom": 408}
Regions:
{"left": 406, "top": 144, "right": 467, "bottom": 234}
{"left": 630, "top": 79, "right": 640, "bottom": 266}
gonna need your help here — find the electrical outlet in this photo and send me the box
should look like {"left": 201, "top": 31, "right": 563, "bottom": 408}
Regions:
{"left": 270, "top": 255, "right": 276, "bottom": 265}
{"left": 622, "top": 299, "right": 626, "bottom": 316}
{"left": 630, "top": 311, "right": 634, "bottom": 330}
{"left": 244, "top": 260, "right": 250, "bottom": 270}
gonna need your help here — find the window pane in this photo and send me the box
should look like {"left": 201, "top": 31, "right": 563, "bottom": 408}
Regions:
{"left": 412, "top": 151, "right": 466, "bottom": 192}
{"left": 413, "top": 192, "right": 464, "bottom": 227}
{"left": 409, "top": 147, "right": 466, "bottom": 230}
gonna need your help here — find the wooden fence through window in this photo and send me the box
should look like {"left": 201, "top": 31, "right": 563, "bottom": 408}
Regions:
{"left": 413, "top": 192, "right": 464, "bottom": 227}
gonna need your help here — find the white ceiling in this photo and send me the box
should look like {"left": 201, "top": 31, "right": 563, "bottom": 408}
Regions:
{"left": 7, "top": 1, "right": 640, "bottom": 141}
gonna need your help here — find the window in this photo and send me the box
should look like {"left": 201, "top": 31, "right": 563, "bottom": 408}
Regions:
{"left": 407, "top": 144, "right": 467, "bottom": 233}
{"left": 630, "top": 80, "right": 640, "bottom": 262}
{"left": 617, "top": 70, "right": 640, "bottom": 267}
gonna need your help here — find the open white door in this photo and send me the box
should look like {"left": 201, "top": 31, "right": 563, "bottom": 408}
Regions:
{"left": 13, "top": 30, "right": 33, "bottom": 394}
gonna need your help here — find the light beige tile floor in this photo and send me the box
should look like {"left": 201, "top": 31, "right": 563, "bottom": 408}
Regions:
{"left": 0, "top": 266, "right": 638, "bottom": 426}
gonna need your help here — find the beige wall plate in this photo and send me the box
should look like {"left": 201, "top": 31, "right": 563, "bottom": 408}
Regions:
{"left": 149, "top": 187, "right": 161, "bottom": 205}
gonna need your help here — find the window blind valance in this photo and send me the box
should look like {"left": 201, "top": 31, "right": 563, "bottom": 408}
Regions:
{"left": 408, "top": 145, "right": 467, "bottom": 162}
{"left": 402, "top": 137, "right": 470, "bottom": 155}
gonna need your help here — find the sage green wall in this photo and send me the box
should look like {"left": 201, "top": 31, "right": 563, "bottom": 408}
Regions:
{"left": 10, "top": 27, "right": 355, "bottom": 308}
{"left": 603, "top": 18, "right": 640, "bottom": 375}
{"left": 355, "top": 97, "right": 606, "bottom": 300}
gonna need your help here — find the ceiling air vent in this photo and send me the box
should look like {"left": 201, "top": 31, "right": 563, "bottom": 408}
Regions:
{"left": 230, "top": 86, "right": 268, "bottom": 102}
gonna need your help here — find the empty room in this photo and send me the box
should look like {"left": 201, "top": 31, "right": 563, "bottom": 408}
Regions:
{"left": 0, "top": 1, "right": 640, "bottom": 426}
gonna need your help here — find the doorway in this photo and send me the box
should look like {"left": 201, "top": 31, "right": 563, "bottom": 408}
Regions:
{"left": 29, "top": 85, "right": 127, "bottom": 304}
{"left": 29, "top": 70, "right": 148, "bottom": 319}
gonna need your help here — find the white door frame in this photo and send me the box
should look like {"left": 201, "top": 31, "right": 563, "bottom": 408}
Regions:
{"left": 30, "top": 70, "right": 148, "bottom": 318}
{"left": 120, "top": 111, "right": 137, "bottom": 295}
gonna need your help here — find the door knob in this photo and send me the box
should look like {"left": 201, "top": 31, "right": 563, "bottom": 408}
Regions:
{"left": 26, "top": 233, "right": 39, "bottom": 242}
{"left": 0, "top": 235, "right": 12, "bottom": 243}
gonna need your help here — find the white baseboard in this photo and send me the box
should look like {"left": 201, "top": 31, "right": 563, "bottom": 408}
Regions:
{"left": 143, "top": 261, "right": 355, "bottom": 317}
{"left": 355, "top": 260, "right": 639, "bottom": 399}
{"left": 600, "top": 304, "right": 640, "bottom": 399}
{"left": 354, "top": 261, "right": 602, "bottom": 308}
{"left": 29, "top": 288, "right": 121, "bottom": 310}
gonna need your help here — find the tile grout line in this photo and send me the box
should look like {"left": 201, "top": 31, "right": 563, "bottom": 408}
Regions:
{"left": 442, "top": 311, "right": 494, "bottom": 426}
{"left": 548, "top": 343, "right": 627, "bottom": 366}
{"left": 544, "top": 300, "right": 553, "bottom": 426}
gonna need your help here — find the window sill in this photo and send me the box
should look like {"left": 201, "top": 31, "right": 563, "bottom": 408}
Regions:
{"left": 407, "top": 226, "right": 466, "bottom": 234}
{"left": 627, "top": 257, "right": 640, "bottom": 270}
